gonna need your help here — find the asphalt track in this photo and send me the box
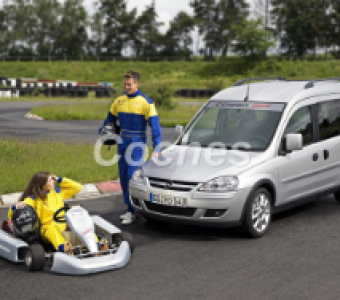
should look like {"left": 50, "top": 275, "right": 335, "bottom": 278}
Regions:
{"left": 1, "top": 195, "right": 340, "bottom": 300}
{"left": 2, "top": 101, "right": 340, "bottom": 299}
{"left": 0, "top": 101, "right": 178, "bottom": 144}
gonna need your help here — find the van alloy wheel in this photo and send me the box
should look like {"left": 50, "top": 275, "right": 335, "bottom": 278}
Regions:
{"left": 242, "top": 188, "right": 272, "bottom": 238}
{"left": 252, "top": 193, "right": 271, "bottom": 233}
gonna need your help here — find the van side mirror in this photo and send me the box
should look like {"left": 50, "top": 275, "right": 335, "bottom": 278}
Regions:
{"left": 285, "top": 133, "right": 303, "bottom": 152}
{"left": 174, "top": 125, "right": 183, "bottom": 140}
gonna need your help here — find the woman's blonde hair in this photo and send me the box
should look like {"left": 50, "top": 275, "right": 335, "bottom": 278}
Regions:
{"left": 19, "top": 172, "right": 50, "bottom": 202}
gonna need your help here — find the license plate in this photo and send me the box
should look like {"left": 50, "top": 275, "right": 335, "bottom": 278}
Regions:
{"left": 151, "top": 193, "right": 187, "bottom": 207}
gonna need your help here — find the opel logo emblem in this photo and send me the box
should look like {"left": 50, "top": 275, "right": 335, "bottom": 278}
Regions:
{"left": 166, "top": 181, "right": 173, "bottom": 188}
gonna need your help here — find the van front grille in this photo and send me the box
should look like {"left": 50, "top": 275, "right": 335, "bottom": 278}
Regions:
{"left": 148, "top": 177, "right": 199, "bottom": 192}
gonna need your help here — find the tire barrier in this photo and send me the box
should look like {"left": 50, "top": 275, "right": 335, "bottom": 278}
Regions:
{"left": 0, "top": 89, "right": 12, "bottom": 98}
{"left": 0, "top": 84, "right": 113, "bottom": 99}
{"left": 175, "top": 89, "right": 220, "bottom": 98}
{"left": 1, "top": 75, "right": 218, "bottom": 99}
{"left": 1, "top": 76, "right": 114, "bottom": 96}
{"left": 95, "top": 90, "right": 104, "bottom": 98}
{"left": 44, "top": 88, "right": 51, "bottom": 97}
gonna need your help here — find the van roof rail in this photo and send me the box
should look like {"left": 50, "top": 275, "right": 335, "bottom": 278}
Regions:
{"left": 233, "top": 77, "right": 286, "bottom": 87}
{"left": 304, "top": 77, "right": 340, "bottom": 89}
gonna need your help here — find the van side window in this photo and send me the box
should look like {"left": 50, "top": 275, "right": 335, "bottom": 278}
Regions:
{"left": 283, "top": 106, "right": 313, "bottom": 145}
{"left": 318, "top": 100, "right": 340, "bottom": 141}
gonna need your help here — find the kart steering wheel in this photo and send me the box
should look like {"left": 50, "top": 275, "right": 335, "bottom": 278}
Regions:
{"left": 53, "top": 204, "right": 71, "bottom": 223}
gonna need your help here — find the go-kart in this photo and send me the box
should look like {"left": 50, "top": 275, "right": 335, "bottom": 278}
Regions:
{"left": 0, "top": 205, "right": 134, "bottom": 275}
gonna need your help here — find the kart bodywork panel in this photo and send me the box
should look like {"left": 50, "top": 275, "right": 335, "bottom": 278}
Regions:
{"left": 0, "top": 214, "right": 132, "bottom": 275}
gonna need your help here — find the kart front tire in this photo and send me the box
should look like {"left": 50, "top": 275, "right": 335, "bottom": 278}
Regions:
{"left": 118, "top": 232, "right": 135, "bottom": 254}
{"left": 24, "top": 244, "right": 45, "bottom": 271}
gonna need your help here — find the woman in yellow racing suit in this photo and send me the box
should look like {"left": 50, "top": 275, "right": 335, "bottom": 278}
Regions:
{"left": 8, "top": 172, "right": 104, "bottom": 254}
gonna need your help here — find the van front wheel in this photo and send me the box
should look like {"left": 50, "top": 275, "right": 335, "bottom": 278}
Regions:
{"left": 242, "top": 188, "right": 272, "bottom": 238}
{"left": 334, "top": 192, "right": 340, "bottom": 203}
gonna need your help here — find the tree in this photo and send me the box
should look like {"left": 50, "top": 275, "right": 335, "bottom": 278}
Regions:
{"left": 191, "top": 0, "right": 249, "bottom": 58}
{"left": 252, "top": 0, "right": 270, "bottom": 28}
{"left": 120, "top": 7, "right": 140, "bottom": 56}
{"left": 0, "top": 4, "right": 9, "bottom": 55}
{"left": 54, "top": 0, "right": 88, "bottom": 58}
{"left": 318, "top": 0, "right": 335, "bottom": 57}
{"left": 31, "top": 0, "right": 61, "bottom": 56}
{"left": 217, "top": 0, "right": 249, "bottom": 56}
{"left": 89, "top": 11, "right": 104, "bottom": 57}
{"left": 190, "top": 0, "right": 218, "bottom": 58}
{"left": 2, "top": 0, "right": 37, "bottom": 55}
{"left": 95, "top": 0, "right": 133, "bottom": 56}
{"left": 137, "top": 0, "right": 164, "bottom": 57}
{"left": 162, "top": 11, "right": 195, "bottom": 57}
{"left": 231, "top": 19, "right": 274, "bottom": 57}
{"left": 271, "top": 0, "right": 331, "bottom": 57}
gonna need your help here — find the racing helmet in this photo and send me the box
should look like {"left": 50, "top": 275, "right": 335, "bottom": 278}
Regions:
{"left": 100, "top": 122, "right": 120, "bottom": 146}
{"left": 12, "top": 205, "right": 39, "bottom": 239}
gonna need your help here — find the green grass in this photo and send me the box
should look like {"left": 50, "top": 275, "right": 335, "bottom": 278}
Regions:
{"left": 31, "top": 102, "right": 201, "bottom": 127}
{"left": 2, "top": 58, "right": 340, "bottom": 92}
{"left": 0, "top": 139, "right": 120, "bottom": 195}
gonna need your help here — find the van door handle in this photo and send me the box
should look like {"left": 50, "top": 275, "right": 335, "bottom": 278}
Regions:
{"left": 312, "top": 153, "right": 318, "bottom": 161}
{"left": 324, "top": 150, "right": 329, "bottom": 160}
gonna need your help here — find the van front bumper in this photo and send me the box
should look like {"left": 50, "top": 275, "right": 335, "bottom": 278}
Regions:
{"left": 129, "top": 182, "right": 252, "bottom": 226}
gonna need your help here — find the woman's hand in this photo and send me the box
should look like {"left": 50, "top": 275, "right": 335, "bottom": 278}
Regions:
{"left": 15, "top": 202, "right": 27, "bottom": 209}
{"left": 51, "top": 175, "right": 58, "bottom": 182}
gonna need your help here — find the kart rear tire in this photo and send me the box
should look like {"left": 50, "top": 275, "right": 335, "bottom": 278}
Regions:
{"left": 118, "top": 232, "right": 135, "bottom": 254}
{"left": 334, "top": 191, "right": 340, "bottom": 203}
{"left": 24, "top": 244, "right": 45, "bottom": 271}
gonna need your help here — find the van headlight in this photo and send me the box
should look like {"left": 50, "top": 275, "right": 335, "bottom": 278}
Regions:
{"left": 198, "top": 176, "right": 239, "bottom": 192}
{"left": 131, "top": 168, "right": 145, "bottom": 184}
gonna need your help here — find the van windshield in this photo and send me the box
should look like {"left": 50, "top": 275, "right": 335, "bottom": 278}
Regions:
{"left": 178, "top": 101, "right": 285, "bottom": 151}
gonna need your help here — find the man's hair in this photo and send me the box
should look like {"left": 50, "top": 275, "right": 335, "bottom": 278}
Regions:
{"left": 124, "top": 70, "right": 140, "bottom": 83}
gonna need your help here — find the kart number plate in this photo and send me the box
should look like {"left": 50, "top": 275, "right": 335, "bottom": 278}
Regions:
{"left": 151, "top": 194, "right": 187, "bottom": 207}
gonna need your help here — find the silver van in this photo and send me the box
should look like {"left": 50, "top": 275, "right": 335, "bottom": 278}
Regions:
{"left": 129, "top": 77, "right": 340, "bottom": 237}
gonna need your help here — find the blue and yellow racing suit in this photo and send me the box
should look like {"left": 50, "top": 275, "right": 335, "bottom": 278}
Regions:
{"left": 99, "top": 90, "right": 162, "bottom": 213}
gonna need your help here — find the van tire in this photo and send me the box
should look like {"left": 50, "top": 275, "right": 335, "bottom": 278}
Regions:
{"left": 242, "top": 188, "right": 272, "bottom": 238}
{"left": 334, "top": 192, "right": 340, "bottom": 203}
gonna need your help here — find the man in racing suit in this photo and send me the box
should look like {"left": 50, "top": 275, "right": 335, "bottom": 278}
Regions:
{"left": 99, "top": 70, "right": 162, "bottom": 225}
